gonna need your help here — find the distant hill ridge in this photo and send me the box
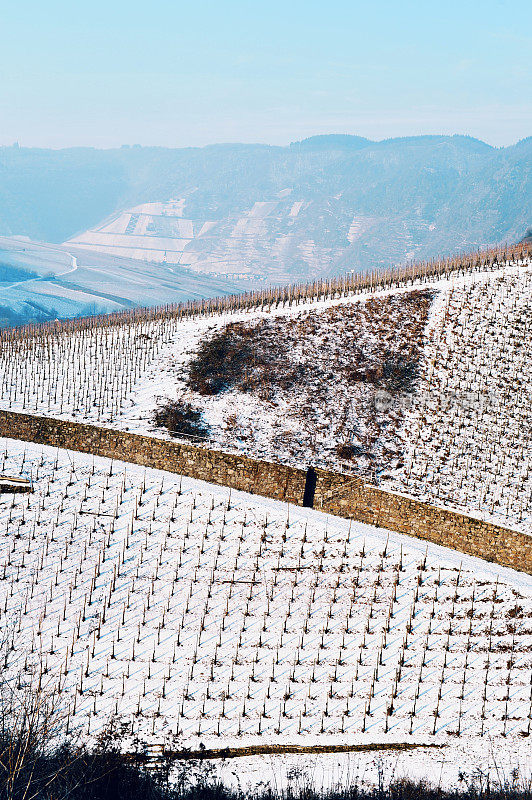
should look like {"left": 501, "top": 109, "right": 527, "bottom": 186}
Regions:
{"left": 0, "top": 134, "right": 530, "bottom": 283}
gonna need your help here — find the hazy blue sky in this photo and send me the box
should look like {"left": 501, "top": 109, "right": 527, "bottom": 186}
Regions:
{"left": 1, "top": 0, "right": 530, "bottom": 149}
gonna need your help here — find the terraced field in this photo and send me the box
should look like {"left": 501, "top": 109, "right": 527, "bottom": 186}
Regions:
{"left": 1, "top": 440, "right": 530, "bottom": 760}
{"left": 0, "top": 251, "right": 530, "bottom": 535}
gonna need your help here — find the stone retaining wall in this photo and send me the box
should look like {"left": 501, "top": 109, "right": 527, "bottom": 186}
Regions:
{"left": 0, "top": 411, "right": 307, "bottom": 505}
{"left": 0, "top": 410, "right": 530, "bottom": 574}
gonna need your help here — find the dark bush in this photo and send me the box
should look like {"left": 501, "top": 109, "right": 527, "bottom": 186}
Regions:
{"left": 381, "top": 357, "right": 419, "bottom": 391}
{"left": 188, "top": 326, "right": 255, "bottom": 395}
{"left": 336, "top": 443, "right": 368, "bottom": 460}
{"left": 347, "top": 354, "right": 418, "bottom": 392}
{"left": 0, "top": 737, "right": 163, "bottom": 800}
{"left": 153, "top": 400, "right": 209, "bottom": 440}
{"left": 187, "top": 323, "right": 299, "bottom": 397}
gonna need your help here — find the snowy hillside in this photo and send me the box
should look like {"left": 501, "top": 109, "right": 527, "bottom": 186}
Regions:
{"left": 1, "top": 440, "right": 531, "bottom": 773}
{"left": 0, "top": 252, "right": 529, "bottom": 535}
{"left": 2, "top": 137, "right": 531, "bottom": 283}
{"left": 0, "top": 235, "right": 239, "bottom": 327}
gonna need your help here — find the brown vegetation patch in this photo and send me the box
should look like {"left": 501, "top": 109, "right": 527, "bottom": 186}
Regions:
{"left": 188, "top": 291, "right": 433, "bottom": 399}
{"left": 153, "top": 399, "right": 209, "bottom": 440}
{"left": 136, "top": 741, "right": 443, "bottom": 762}
{"left": 185, "top": 290, "right": 435, "bottom": 478}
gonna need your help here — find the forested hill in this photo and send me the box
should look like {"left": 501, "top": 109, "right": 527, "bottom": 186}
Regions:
{"left": 0, "top": 134, "right": 530, "bottom": 278}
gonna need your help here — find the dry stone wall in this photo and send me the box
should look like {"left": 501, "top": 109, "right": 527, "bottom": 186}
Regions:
{"left": 0, "top": 411, "right": 307, "bottom": 505}
{"left": 0, "top": 410, "right": 530, "bottom": 574}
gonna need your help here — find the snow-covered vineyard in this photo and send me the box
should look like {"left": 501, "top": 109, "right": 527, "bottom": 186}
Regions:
{"left": 1, "top": 440, "right": 531, "bottom": 759}
{"left": 0, "top": 251, "right": 529, "bottom": 534}
{"left": 390, "top": 264, "right": 531, "bottom": 531}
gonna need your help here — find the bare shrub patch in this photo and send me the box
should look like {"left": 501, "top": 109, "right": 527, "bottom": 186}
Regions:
{"left": 153, "top": 399, "right": 210, "bottom": 440}
{"left": 183, "top": 290, "right": 434, "bottom": 478}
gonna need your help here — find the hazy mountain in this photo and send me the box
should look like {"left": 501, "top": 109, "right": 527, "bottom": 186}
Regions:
{"left": 0, "top": 134, "right": 530, "bottom": 293}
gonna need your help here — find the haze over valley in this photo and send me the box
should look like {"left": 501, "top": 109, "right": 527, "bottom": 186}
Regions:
{"left": 0, "top": 133, "right": 530, "bottom": 324}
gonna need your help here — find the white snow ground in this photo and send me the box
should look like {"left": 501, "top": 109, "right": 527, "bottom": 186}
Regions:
{"left": 187, "top": 739, "right": 532, "bottom": 795}
{"left": 0, "top": 234, "right": 239, "bottom": 324}
{"left": 1, "top": 439, "right": 531, "bottom": 787}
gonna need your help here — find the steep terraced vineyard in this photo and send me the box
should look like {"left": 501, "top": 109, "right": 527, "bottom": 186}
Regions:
{"left": 0, "top": 440, "right": 531, "bottom": 763}
{"left": 0, "top": 247, "right": 531, "bottom": 789}
{"left": 389, "top": 264, "right": 532, "bottom": 532}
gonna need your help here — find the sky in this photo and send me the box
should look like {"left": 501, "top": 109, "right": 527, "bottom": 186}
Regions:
{"left": 1, "top": 0, "right": 531, "bottom": 149}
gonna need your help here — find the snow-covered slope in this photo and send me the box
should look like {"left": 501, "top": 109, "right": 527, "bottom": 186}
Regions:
{"left": 0, "top": 235, "right": 240, "bottom": 327}
{"left": 1, "top": 440, "right": 531, "bottom": 766}
{"left": 0, "top": 254, "right": 529, "bottom": 535}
